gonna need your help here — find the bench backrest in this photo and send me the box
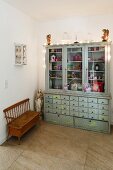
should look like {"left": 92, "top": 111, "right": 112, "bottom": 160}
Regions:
{"left": 3, "top": 98, "right": 30, "bottom": 124}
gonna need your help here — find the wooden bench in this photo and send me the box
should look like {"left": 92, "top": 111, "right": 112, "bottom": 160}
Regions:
{"left": 3, "top": 98, "right": 40, "bottom": 144}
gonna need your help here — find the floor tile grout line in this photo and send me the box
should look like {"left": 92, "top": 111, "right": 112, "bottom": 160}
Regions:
{"left": 7, "top": 149, "right": 24, "bottom": 170}
{"left": 83, "top": 133, "right": 91, "bottom": 170}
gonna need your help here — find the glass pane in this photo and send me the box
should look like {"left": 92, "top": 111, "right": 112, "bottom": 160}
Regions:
{"left": 88, "top": 46, "right": 105, "bottom": 93}
{"left": 49, "top": 48, "right": 62, "bottom": 89}
{"left": 67, "top": 47, "right": 82, "bottom": 91}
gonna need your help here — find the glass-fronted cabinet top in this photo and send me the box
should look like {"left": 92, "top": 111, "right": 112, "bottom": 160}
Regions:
{"left": 49, "top": 48, "right": 62, "bottom": 90}
{"left": 88, "top": 46, "right": 105, "bottom": 93}
{"left": 67, "top": 47, "right": 83, "bottom": 91}
{"left": 45, "top": 42, "right": 111, "bottom": 94}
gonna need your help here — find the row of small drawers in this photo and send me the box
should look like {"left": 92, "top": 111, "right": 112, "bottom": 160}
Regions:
{"left": 45, "top": 95, "right": 109, "bottom": 105}
{"left": 45, "top": 99, "right": 109, "bottom": 110}
{"left": 45, "top": 103, "right": 108, "bottom": 115}
{"left": 45, "top": 108, "right": 109, "bottom": 121}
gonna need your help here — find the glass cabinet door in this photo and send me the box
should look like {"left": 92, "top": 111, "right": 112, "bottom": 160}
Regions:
{"left": 88, "top": 46, "right": 105, "bottom": 93}
{"left": 67, "top": 47, "right": 83, "bottom": 91}
{"left": 49, "top": 48, "right": 62, "bottom": 89}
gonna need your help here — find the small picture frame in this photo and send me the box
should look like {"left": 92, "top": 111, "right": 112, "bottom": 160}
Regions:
{"left": 15, "top": 44, "right": 27, "bottom": 65}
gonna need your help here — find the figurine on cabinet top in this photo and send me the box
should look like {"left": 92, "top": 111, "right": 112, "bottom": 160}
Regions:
{"left": 35, "top": 89, "right": 43, "bottom": 114}
{"left": 46, "top": 34, "right": 51, "bottom": 45}
{"left": 101, "top": 29, "right": 109, "bottom": 42}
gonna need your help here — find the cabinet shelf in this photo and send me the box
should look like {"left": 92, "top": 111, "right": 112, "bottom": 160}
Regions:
{"left": 67, "top": 70, "right": 82, "bottom": 72}
{"left": 50, "top": 77, "right": 62, "bottom": 79}
{"left": 49, "top": 70, "right": 62, "bottom": 71}
{"left": 88, "top": 50, "right": 105, "bottom": 53}
{"left": 88, "top": 71, "right": 105, "bottom": 72}
{"left": 49, "top": 61, "right": 62, "bottom": 63}
{"left": 67, "top": 78, "right": 82, "bottom": 80}
{"left": 88, "top": 61, "right": 105, "bottom": 63}
{"left": 68, "top": 61, "right": 82, "bottom": 63}
{"left": 88, "top": 79, "right": 105, "bottom": 81}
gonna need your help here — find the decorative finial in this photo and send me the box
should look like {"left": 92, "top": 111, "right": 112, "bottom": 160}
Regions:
{"left": 101, "top": 29, "right": 109, "bottom": 42}
{"left": 46, "top": 34, "right": 51, "bottom": 45}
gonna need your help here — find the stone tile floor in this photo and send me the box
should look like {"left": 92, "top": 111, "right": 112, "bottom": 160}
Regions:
{"left": 0, "top": 121, "right": 113, "bottom": 170}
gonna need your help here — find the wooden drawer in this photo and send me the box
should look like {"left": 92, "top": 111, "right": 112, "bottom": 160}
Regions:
{"left": 74, "top": 117, "right": 109, "bottom": 132}
{"left": 98, "top": 99, "right": 108, "bottom": 105}
{"left": 88, "top": 103, "right": 98, "bottom": 109}
{"left": 53, "top": 95, "right": 61, "bottom": 100}
{"left": 53, "top": 109, "right": 61, "bottom": 114}
{"left": 79, "top": 112, "right": 89, "bottom": 118}
{"left": 89, "top": 114, "right": 98, "bottom": 120}
{"left": 44, "top": 113, "right": 58, "bottom": 124}
{"left": 70, "top": 101, "right": 78, "bottom": 107}
{"left": 70, "top": 96, "right": 78, "bottom": 101}
{"left": 45, "top": 103, "right": 52, "bottom": 109}
{"left": 99, "top": 110, "right": 109, "bottom": 116}
{"left": 88, "top": 98, "right": 97, "bottom": 103}
{"left": 62, "top": 110, "right": 70, "bottom": 115}
{"left": 45, "top": 108, "right": 53, "bottom": 113}
{"left": 61, "top": 105, "right": 69, "bottom": 111}
{"left": 70, "top": 111, "right": 79, "bottom": 116}
{"left": 79, "top": 97, "right": 87, "bottom": 102}
{"left": 53, "top": 99, "right": 61, "bottom": 105}
{"left": 99, "top": 115, "right": 109, "bottom": 121}
{"left": 79, "top": 102, "right": 88, "bottom": 107}
{"left": 99, "top": 104, "right": 109, "bottom": 110}
{"left": 45, "top": 94, "right": 53, "bottom": 99}
{"left": 89, "top": 108, "right": 98, "bottom": 114}
{"left": 45, "top": 98, "right": 53, "bottom": 104}
{"left": 61, "top": 95, "right": 69, "bottom": 100}
{"left": 79, "top": 107, "right": 88, "bottom": 113}
{"left": 62, "top": 100, "right": 69, "bottom": 105}
{"left": 53, "top": 104, "right": 62, "bottom": 110}
{"left": 70, "top": 106, "right": 79, "bottom": 112}
{"left": 58, "top": 115, "right": 73, "bottom": 127}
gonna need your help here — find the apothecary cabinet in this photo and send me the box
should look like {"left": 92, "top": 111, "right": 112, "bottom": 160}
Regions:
{"left": 44, "top": 42, "right": 111, "bottom": 133}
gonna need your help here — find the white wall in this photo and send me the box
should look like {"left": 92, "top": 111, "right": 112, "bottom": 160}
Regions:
{"left": 0, "top": 1, "right": 39, "bottom": 144}
{"left": 37, "top": 15, "right": 113, "bottom": 122}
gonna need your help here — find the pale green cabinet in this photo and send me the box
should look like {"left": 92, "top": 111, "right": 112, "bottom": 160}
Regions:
{"left": 44, "top": 93, "right": 110, "bottom": 133}
{"left": 44, "top": 42, "right": 111, "bottom": 133}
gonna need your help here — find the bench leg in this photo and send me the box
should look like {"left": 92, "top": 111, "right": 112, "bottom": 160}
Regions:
{"left": 18, "top": 137, "right": 21, "bottom": 145}
{"left": 6, "top": 130, "right": 10, "bottom": 142}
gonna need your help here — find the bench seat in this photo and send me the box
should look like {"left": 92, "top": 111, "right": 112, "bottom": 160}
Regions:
{"left": 3, "top": 98, "right": 40, "bottom": 144}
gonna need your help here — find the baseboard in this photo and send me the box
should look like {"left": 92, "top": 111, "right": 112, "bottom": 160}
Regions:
{"left": 0, "top": 137, "right": 7, "bottom": 145}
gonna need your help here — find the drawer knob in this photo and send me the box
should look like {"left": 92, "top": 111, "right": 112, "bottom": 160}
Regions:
{"left": 92, "top": 106, "right": 94, "bottom": 108}
{"left": 64, "top": 98, "right": 65, "bottom": 99}
{"left": 102, "top": 102, "right": 104, "bottom": 104}
{"left": 82, "top": 105, "right": 84, "bottom": 106}
{"left": 92, "top": 101, "right": 93, "bottom": 103}
{"left": 48, "top": 106, "right": 50, "bottom": 108}
{"left": 92, "top": 112, "right": 93, "bottom": 114}
{"left": 102, "top": 113, "right": 104, "bottom": 115}
{"left": 73, "top": 104, "right": 74, "bottom": 106}
{"left": 56, "top": 107, "right": 57, "bottom": 109}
